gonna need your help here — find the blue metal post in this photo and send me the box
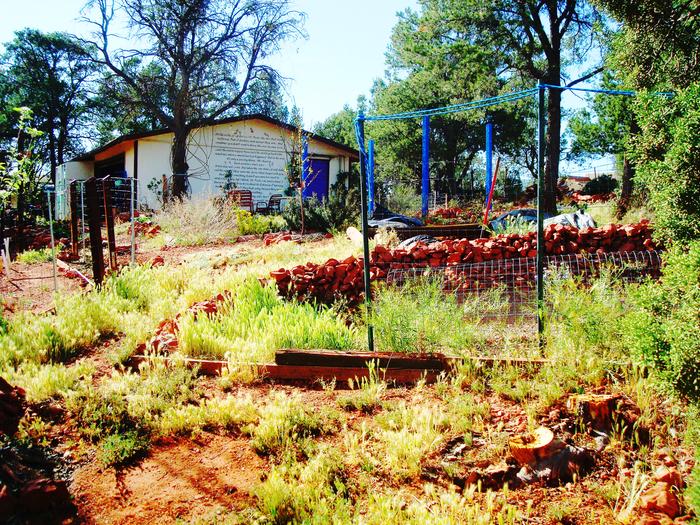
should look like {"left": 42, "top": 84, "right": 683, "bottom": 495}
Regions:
{"left": 421, "top": 116, "right": 430, "bottom": 218}
{"left": 485, "top": 115, "right": 494, "bottom": 203}
{"left": 357, "top": 113, "right": 374, "bottom": 352}
{"left": 301, "top": 137, "right": 310, "bottom": 199}
{"left": 367, "top": 139, "right": 375, "bottom": 215}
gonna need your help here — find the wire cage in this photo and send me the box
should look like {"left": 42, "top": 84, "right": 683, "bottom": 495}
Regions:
{"left": 385, "top": 249, "right": 663, "bottom": 319}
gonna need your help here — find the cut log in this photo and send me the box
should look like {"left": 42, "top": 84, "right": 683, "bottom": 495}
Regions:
{"left": 275, "top": 349, "right": 447, "bottom": 370}
{"left": 566, "top": 393, "right": 619, "bottom": 431}
{"left": 509, "top": 426, "right": 556, "bottom": 466}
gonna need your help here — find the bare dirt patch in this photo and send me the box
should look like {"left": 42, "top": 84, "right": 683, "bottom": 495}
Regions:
{"left": 70, "top": 433, "right": 266, "bottom": 525}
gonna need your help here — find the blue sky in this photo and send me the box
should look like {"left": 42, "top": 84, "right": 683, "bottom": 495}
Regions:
{"left": 0, "top": 0, "right": 418, "bottom": 127}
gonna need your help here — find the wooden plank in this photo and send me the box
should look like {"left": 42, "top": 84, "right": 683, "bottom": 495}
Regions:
{"left": 262, "top": 364, "right": 438, "bottom": 384}
{"left": 275, "top": 349, "right": 447, "bottom": 370}
{"left": 124, "top": 355, "right": 439, "bottom": 385}
{"left": 368, "top": 224, "right": 488, "bottom": 241}
{"left": 84, "top": 177, "right": 105, "bottom": 284}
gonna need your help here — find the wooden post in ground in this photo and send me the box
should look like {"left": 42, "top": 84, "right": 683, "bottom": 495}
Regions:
{"left": 101, "top": 177, "right": 117, "bottom": 270}
{"left": 84, "top": 177, "right": 105, "bottom": 285}
{"left": 69, "top": 180, "right": 79, "bottom": 259}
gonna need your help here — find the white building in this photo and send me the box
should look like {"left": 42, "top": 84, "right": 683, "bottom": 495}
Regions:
{"left": 58, "top": 114, "right": 358, "bottom": 212}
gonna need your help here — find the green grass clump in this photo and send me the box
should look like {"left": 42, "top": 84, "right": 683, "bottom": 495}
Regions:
{"left": 16, "top": 248, "right": 55, "bottom": 264}
{"left": 235, "top": 210, "right": 286, "bottom": 235}
{"left": 4, "top": 361, "right": 94, "bottom": 403}
{"left": 65, "top": 361, "right": 200, "bottom": 462}
{"left": 254, "top": 447, "right": 351, "bottom": 524}
{"left": 371, "top": 278, "right": 478, "bottom": 354}
{"left": 250, "top": 392, "right": 340, "bottom": 456}
{"left": 337, "top": 361, "right": 386, "bottom": 414}
{"left": 156, "top": 394, "right": 258, "bottom": 436}
{"left": 177, "top": 278, "right": 357, "bottom": 363}
{"left": 373, "top": 403, "right": 447, "bottom": 480}
{"left": 99, "top": 430, "right": 149, "bottom": 468}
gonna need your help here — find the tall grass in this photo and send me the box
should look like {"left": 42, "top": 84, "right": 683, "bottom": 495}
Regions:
{"left": 370, "top": 278, "right": 480, "bottom": 354}
{"left": 177, "top": 278, "right": 358, "bottom": 363}
{"left": 154, "top": 196, "right": 238, "bottom": 246}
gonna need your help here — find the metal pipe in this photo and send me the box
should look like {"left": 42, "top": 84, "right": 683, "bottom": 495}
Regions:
{"left": 357, "top": 112, "right": 374, "bottom": 352}
{"left": 130, "top": 177, "right": 136, "bottom": 264}
{"left": 485, "top": 115, "right": 494, "bottom": 202}
{"left": 367, "top": 139, "right": 375, "bottom": 215}
{"left": 421, "top": 116, "right": 430, "bottom": 218}
{"left": 46, "top": 189, "right": 57, "bottom": 292}
{"left": 536, "top": 82, "right": 546, "bottom": 340}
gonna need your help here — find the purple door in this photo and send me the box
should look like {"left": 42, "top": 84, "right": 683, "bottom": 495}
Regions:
{"left": 303, "top": 159, "right": 330, "bottom": 201}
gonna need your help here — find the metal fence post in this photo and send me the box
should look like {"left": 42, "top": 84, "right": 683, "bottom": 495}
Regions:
{"left": 69, "top": 181, "right": 79, "bottom": 259}
{"left": 46, "top": 189, "right": 58, "bottom": 292}
{"left": 421, "top": 115, "right": 430, "bottom": 218}
{"left": 357, "top": 112, "right": 375, "bottom": 352}
{"left": 130, "top": 177, "right": 136, "bottom": 265}
{"left": 85, "top": 177, "right": 105, "bottom": 285}
{"left": 102, "top": 176, "right": 117, "bottom": 270}
{"left": 80, "top": 182, "right": 86, "bottom": 252}
{"left": 536, "top": 82, "right": 546, "bottom": 342}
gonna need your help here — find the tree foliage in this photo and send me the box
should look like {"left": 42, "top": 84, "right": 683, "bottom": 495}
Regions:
{"left": 595, "top": 0, "right": 700, "bottom": 90}
{"left": 82, "top": 0, "right": 304, "bottom": 197}
{"left": 1, "top": 30, "right": 95, "bottom": 183}
{"left": 370, "top": 2, "right": 536, "bottom": 199}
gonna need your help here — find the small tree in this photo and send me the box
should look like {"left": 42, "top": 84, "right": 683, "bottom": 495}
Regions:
{"left": 0, "top": 108, "right": 44, "bottom": 228}
{"left": 82, "top": 0, "right": 304, "bottom": 198}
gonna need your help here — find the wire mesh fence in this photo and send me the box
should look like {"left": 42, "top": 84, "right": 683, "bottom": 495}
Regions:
{"left": 385, "top": 249, "right": 663, "bottom": 319}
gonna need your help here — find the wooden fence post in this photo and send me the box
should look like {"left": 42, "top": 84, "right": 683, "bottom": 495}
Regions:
{"left": 69, "top": 180, "right": 79, "bottom": 259}
{"left": 84, "top": 177, "right": 105, "bottom": 284}
{"left": 101, "top": 177, "right": 117, "bottom": 270}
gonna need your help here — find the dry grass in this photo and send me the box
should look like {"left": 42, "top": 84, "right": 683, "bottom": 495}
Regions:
{"left": 154, "top": 196, "right": 238, "bottom": 246}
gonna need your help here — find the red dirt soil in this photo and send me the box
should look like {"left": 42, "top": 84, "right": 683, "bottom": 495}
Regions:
{"left": 70, "top": 434, "right": 265, "bottom": 525}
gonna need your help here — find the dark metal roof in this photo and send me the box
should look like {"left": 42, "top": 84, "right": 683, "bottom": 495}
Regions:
{"left": 72, "top": 113, "right": 359, "bottom": 162}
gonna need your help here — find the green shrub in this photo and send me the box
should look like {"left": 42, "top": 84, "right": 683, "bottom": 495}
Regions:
{"left": 582, "top": 174, "right": 618, "bottom": 195}
{"left": 16, "top": 248, "right": 55, "bottom": 264}
{"left": 99, "top": 430, "right": 149, "bottom": 467}
{"left": 633, "top": 86, "right": 700, "bottom": 245}
{"left": 625, "top": 243, "right": 700, "bottom": 401}
{"left": 371, "top": 278, "right": 478, "bottom": 353}
{"left": 384, "top": 182, "right": 421, "bottom": 215}
{"left": 235, "top": 210, "right": 285, "bottom": 235}
{"left": 282, "top": 186, "right": 360, "bottom": 233}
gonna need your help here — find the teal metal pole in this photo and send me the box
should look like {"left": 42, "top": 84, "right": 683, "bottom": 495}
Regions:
{"left": 485, "top": 115, "right": 494, "bottom": 204}
{"left": 368, "top": 139, "right": 375, "bottom": 215}
{"left": 421, "top": 116, "right": 430, "bottom": 218}
{"left": 537, "top": 82, "right": 546, "bottom": 339}
{"left": 357, "top": 113, "right": 374, "bottom": 352}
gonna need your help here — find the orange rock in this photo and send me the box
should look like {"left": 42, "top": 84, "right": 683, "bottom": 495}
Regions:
{"left": 653, "top": 466, "right": 683, "bottom": 489}
{"left": 640, "top": 482, "right": 680, "bottom": 518}
{"left": 638, "top": 513, "right": 674, "bottom": 525}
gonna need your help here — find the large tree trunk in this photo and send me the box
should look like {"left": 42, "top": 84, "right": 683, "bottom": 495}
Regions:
{"left": 47, "top": 116, "right": 57, "bottom": 186}
{"left": 616, "top": 119, "right": 639, "bottom": 219}
{"left": 544, "top": 83, "right": 561, "bottom": 214}
{"left": 170, "top": 127, "right": 189, "bottom": 199}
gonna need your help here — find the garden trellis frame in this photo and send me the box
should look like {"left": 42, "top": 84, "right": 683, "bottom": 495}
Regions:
{"left": 355, "top": 82, "right": 672, "bottom": 352}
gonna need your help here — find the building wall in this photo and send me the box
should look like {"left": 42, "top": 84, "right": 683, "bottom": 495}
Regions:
{"left": 134, "top": 119, "right": 351, "bottom": 210}
{"left": 61, "top": 119, "right": 354, "bottom": 211}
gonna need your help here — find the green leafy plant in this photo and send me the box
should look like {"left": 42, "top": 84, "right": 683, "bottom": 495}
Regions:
{"left": 582, "top": 174, "right": 619, "bottom": 195}
{"left": 625, "top": 243, "right": 700, "bottom": 401}
{"left": 99, "top": 430, "right": 149, "bottom": 467}
{"left": 16, "top": 248, "right": 55, "bottom": 264}
{"left": 235, "top": 210, "right": 285, "bottom": 235}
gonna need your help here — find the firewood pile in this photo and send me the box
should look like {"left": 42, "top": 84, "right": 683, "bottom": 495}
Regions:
{"left": 270, "top": 221, "right": 658, "bottom": 306}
